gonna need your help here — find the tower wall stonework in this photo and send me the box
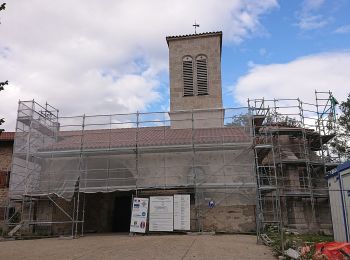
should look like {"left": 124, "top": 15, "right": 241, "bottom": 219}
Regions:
{"left": 167, "top": 32, "right": 223, "bottom": 129}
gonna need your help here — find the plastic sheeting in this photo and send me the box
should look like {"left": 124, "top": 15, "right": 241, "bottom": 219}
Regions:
{"left": 9, "top": 101, "right": 255, "bottom": 202}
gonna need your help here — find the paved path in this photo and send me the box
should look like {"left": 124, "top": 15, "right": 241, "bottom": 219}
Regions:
{"left": 0, "top": 234, "right": 275, "bottom": 260}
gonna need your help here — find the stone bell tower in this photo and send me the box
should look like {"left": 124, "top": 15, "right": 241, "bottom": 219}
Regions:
{"left": 166, "top": 31, "right": 224, "bottom": 129}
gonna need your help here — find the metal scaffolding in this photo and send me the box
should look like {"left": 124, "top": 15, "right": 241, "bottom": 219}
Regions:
{"left": 249, "top": 91, "right": 341, "bottom": 251}
{"left": 5, "top": 100, "right": 255, "bottom": 237}
{"left": 4, "top": 91, "right": 341, "bottom": 241}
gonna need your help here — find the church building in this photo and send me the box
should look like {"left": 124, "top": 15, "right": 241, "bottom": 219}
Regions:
{"left": 5, "top": 31, "right": 336, "bottom": 238}
{"left": 7, "top": 31, "right": 256, "bottom": 235}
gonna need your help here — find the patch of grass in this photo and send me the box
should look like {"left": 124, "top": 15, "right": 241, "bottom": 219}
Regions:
{"left": 264, "top": 226, "right": 334, "bottom": 259}
{"left": 296, "top": 233, "right": 333, "bottom": 243}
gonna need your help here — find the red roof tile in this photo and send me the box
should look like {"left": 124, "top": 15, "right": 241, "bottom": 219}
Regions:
{"left": 42, "top": 126, "right": 251, "bottom": 151}
{"left": 0, "top": 132, "right": 15, "bottom": 141}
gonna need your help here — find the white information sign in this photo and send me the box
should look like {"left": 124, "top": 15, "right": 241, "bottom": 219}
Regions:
{"left": 174, "top": 194, "right": 191, "bottom": 230}
{"left": 130, "top": 197, "right": 149, "bottom": 233}
{"left": 149, "top": 196, "right": 174, "bottom": 231}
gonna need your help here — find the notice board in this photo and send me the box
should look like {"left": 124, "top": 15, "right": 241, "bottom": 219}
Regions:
{"left": 174, "top": 194, "right": 190, "bottom": 230}
{"left": 130, "top": 197, "right": 149, "bottom": 233}
{"left": 149, "top": 196, "right": 174, "bottom": 231}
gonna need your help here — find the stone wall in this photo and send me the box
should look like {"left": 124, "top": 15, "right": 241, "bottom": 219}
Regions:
{"left": 0, "top": 141, "right": 13, "bottom": 202}
{"left": 33, "top": 197, "right": 77, "bottom": 236}
{"left": 259, "top": 134, "right": 333, "bottom": 233}
{"left": 0, "top": 140, "right": 13, "bottom": 224}
{"left": 169, "top": 109, "right": 224, "bottom": 129}
{"left": 0, "top": 141, "right": 13, "bottom": 172}
{"left": 201, "top": 205, "right": 256, "bottom": 233}
{"left": 167, "top": 33, "right": 223, "bottom": 129}
{"left": 0, "top": 187, "right": 8, "bottom": 207}
{"left": 168, "top": 33, "right": 222, "bottom": 112}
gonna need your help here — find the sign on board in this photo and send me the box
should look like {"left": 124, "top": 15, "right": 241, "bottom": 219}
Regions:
{"left": 149, "top": 196, "right": 174, "bottom": 232}
{"left": 130, "top": 197, "right": 149, "bottom": 233}
{"left": 174, "top": 194, "right": 190, "bottom": 230}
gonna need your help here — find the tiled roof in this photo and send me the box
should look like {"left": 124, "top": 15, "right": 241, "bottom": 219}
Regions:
{"left": 0, "top": 132, "right": 15, "bottom": 141}
{"left": 43, "top": 126, "right": 250, "bottom": 152}
{"left": 166, "top": 31, "right": 222, "bottom": 42}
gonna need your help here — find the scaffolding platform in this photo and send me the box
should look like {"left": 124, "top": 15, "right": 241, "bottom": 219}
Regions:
{"left": 6, "top": 101, "right": 256, "bottom": 237}
{"left": 17, "top": 116, "right": 58, "bottom": 137}
{"left": 249, "top": 91, "right": 342, "bottom": 246}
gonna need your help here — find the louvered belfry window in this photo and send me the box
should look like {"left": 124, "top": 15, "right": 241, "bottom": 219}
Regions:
{"left": 196, "top": 55, "right": 208, "bottom": 95}
{"left": 182, "top": 56, "right": 194, "bottom": 96}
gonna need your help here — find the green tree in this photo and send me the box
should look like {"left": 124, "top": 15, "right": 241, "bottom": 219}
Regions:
{"left": 331, "top": 93, "right": 350, "bottom": 160}
{"left": 226, "top": 114, "right": 250, "bottom": 127}
{"left": 0, "top": 3, "right": 7, "bottom": 133}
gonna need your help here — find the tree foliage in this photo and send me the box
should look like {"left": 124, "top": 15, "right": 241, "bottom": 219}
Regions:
{"left": 0, "top": 2, "right": 5, "bottom": 23}
{"left": 266, "top": 113, "right": 302, "bottom": 128}
{"left": 331, "top": 93, "right": 350, "bottom": 160}
{"left": 338, "top": 94, "right": 350, "bottom": 134}
{"left": 0, "top": 80, "right": 8, "bottom": 91}
{"left": 226, "top": 114, "right": 250, "bottom": 127}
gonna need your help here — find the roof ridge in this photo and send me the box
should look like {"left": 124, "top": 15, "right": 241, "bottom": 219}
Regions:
{"left": 166, "top": 31, "right": 222, "bottom": 40}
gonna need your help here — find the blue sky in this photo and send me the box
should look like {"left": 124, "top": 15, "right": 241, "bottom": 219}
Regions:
{"left": 224, "top": 0, "right": 350, "bottom": 107}
{"left": 1, "top": 0, "right": 350, "bottom": 130}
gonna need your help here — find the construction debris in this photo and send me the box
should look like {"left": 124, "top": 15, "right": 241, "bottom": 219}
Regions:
{"left": 284, "top": 248, "right": 300, "bottom": 259}
{"left": 314, "top": 242, "right": 350, "bottom": 260}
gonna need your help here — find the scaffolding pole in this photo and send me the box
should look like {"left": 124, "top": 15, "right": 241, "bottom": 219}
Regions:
{"left": 6, "top": 95, "right": 340, "bottom": 241}
{"left": 250, "top": 91, "right": 341, "bottom": 253}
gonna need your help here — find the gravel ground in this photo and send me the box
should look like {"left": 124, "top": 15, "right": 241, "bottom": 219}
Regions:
{"left": 0, "top": 234, "right": 275, "bottom": 260}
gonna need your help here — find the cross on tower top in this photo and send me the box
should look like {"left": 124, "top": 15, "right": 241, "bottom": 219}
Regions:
{"left": 193, "top": 21, "right": 200, "bottom": 34}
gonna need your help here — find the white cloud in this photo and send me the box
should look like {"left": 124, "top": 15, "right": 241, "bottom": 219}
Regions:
{"left": 259, "top": 48, "right": 267, "bottom": 56}
{"left": 233, "top": 51, "right": 350, "bottom": 106}
{"left": 0, "top": 0, "right": 278, "bottom": 131}
{"left": 296, "top": 0, "right": 329, "bottom": 30}
{"left": 302, "top": 0, "right": 325, "bottom": 11}
{"left": 297, "top": 14, "right": 329, "bottom": 30}
{"left": 334, "top": 24, "right": 350, "bottom": 34}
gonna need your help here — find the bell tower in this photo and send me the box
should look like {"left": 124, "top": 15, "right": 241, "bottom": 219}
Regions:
{"left": 166, "top": 32, "right": 224, "bottom": 129}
